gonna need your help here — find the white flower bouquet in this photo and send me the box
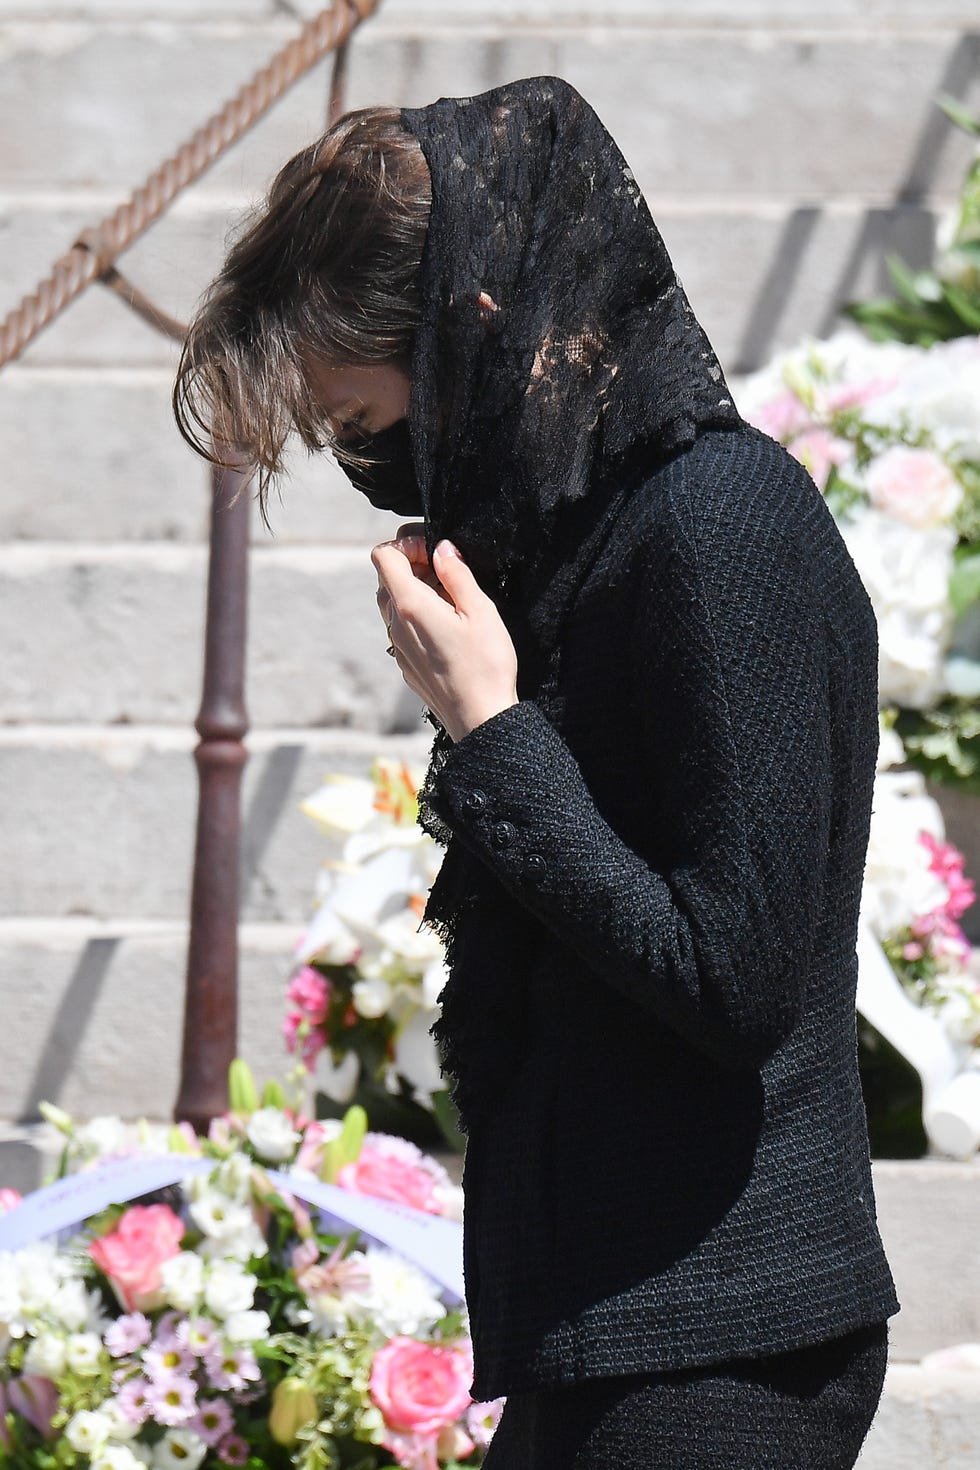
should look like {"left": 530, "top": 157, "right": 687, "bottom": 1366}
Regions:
{"left": 283, "top": 761, "right": 460, "bottom": 1152}
{"left": 0, "top": 1064, "right": 501, "bottom": 1469}
{"left": 736, "top": 329, "right": 980, "bottom": 791}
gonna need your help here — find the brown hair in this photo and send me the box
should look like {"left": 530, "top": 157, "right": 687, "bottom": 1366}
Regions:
{"left": 172, "top": 106, "right": 431, "bottom": 529}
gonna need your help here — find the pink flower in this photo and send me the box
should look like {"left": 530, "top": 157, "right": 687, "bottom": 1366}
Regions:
{"left": 104, "top": 1311, "right": 152, "bottom": 1357}
{"left": 217, "top": 1434, "right": 250, "bottom": 1466}
{"left": 466, "top": 1397, "right": 505, "bottom": 1447}
{"left": 338, "top": 1142, "right": 441, "bottom": 1214}
{"left": 0, "top": 1188, "right": 22, "bottom": 1215}
{"left": 205, "top": 1344, "right": 261, "bottom": 1393}
{"left": 866, "top": 446, "right": 962, "bottom": 528}
{"left": 283, "top": 1011, "right": 327, "bottom": 1071}
{"left": 902, "top": 940, "right": 924, "bottom": 961}
{"left": 145, "top": 1371, "right": 198, "bottom": 1426}
{"left": 191, "top": 1396, "right": 235, "bottom": 1446}
{"left": 116, "top": 1376, "right": 153, "bottom": 1425}
{"left": 144, "top": 1340, "right": 196, "bottom": 1382}
{"left": 286, "top": 966, "right": 331, "bottom": 1023}
{"left": 749, "top": 391, "right": 811, "bottom": 441}
{"left": 823, "top": 375, "right": 898, "bottom": 413}
{"left": 88, "top": 1204, "right": 185, "bottom": 1313}
{"left": 787, "top": 428, "right": 851, "bottom": 491}
{"left": 369, "top": 1337, "right": 473, "bottom": 1438}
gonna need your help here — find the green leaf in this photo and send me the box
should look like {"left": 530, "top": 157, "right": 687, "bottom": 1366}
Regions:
{"left": 167, "top": 1124, "right": 195, "bottom": 1153}
{"left": 941, "top": 280, "right": 980, "bottom": 330}
{"left": 949, "top": 550, "right": 980, "bottom": 617}
{"left": 885, "top": 254, "right": 930, "bottom": 307}
{"left": 320, "top": 1104, "right": 369, "bottom": 1184}
{"left": 229, "top": 1057, "right": 260, "bottom": 1115}
{"left": 431, "top": 1089, "right": 467, "bottom": 1153}
{"left": 935, "top": 91, "right": 980, "bottom": 138}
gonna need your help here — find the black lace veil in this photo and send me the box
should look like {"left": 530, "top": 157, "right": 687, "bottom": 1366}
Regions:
{"left": 370, "top": 77, "right": 741, "bottom": 1128}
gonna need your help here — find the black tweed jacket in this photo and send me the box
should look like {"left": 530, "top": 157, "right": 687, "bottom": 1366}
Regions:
{"left": 423, "top": 423, "right": 901, "bottom": 1401}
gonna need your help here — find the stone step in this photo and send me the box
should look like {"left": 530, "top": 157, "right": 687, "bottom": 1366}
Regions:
{"left": 858, "top": 1362, "right": 980, "bottom": 1469}
{"left": 0, "top": 542, "right": 422, "bottom": 725}
{"left": 0, "top": 725, "right": 432, "bottom": 921}
{"left": 0, "top": 190, "right": 939, "bottom": 377}
{"left": 2, "top": 3, "right": 976, "bottom": 25}
{"left": 0, "top": 19, "right": 973, "bottom": 212}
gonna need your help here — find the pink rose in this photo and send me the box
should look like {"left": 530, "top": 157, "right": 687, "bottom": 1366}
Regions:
{"left": 787, "top": 428, "right": 851, "bottom": 491}
{"left": 866, "top": 446, "right": 961, "bottom": 528}
{"left": 0, "top": 1187, "right": 22, "bottom": 1215}
{"left": 369, "top": 1337, "right": 473, "bottom": 1438}
{"left": 88, "top": 1203, "right": 185, "bottom": 1312}
{"left": 338, "top": 1144, "right": 440, "bottom": 1213}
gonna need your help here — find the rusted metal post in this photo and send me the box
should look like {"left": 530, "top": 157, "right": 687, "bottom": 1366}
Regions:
{"left": 175, "top": 457, "right": 252, "bottom": 1132}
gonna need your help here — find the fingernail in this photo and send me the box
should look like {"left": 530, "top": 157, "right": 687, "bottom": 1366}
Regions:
{"left": 435, "top": 539, "right": 461, "bottom": 559}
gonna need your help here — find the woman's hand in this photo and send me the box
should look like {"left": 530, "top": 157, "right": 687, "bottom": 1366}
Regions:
{"left": 372, "top": 529, "right": 519, "bottom": 743}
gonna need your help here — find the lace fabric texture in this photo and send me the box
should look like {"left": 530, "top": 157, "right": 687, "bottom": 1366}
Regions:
{"left": 394, "top": 76, "right": 743, "bottom": 1129}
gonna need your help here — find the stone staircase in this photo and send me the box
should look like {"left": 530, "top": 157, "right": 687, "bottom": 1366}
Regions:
{"left": 1, "top": 3, "right": 979, "bottom": 1461}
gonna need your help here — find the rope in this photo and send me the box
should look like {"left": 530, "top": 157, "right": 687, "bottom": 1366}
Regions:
{"left": 0, "top": 0, "right": 380, "bottom": 369}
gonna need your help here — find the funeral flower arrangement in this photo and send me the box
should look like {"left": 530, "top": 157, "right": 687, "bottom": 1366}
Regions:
{"left": 736, "top": 100, "right": 980, "bottom": 794}
{"left": 283, "top": 761, "right": 460, "bottom": 1151}
{"left": 866, "top": 714, "right": 978, "bottom": 1052}
{"left": 736, "top": 329, "right": 980, "bottom": 792}
{"left": 0, "top": 1065, "right": 501, "bottom": 1469}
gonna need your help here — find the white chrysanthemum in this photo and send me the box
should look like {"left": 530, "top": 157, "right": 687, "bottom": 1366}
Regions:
{"left": 65, "top": 1408, "right": 112, "bottom": 1454}
{"left": 92, "top": 1445, "right": 146, "bottom": 1470}
{"left": 352, "top": 976, "right": 394, "bottom": 1019}
{"left": 151, "top": 1429, "right": 207, "bottom": 1470}
{"left": 350, "top": 1248, "right": 445, "bottom": 1337}
{"left": 50, "top": 1277, "right": 98, "bottom": 1332}
{"left": 863, "top": 769, "right": 949, "bottom": 940}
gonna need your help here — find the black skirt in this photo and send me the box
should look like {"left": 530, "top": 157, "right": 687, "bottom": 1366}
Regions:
{"left": 480, "top": 1321, "right": 889, "bottom": 1469}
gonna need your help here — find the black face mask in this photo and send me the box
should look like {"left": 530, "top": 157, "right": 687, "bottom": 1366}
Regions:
{"left": 338, "top": 417, "right": 425, "bottom": 519}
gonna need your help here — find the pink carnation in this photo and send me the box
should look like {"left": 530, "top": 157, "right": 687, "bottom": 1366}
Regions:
{"left": 339, "top": 1142, "right": 441, "bottom": 1213}
{"left": 286, "top": 966, "right": 331, "bottom": 1023}
{"left": 88, "top": 1203, "right": 185, "bottom": 1313}
{"left": 370, "top": 1337, "right": 473, "bottom": 1439}
{"left": 749, "top": 390, "right": 811, "bottom": 441}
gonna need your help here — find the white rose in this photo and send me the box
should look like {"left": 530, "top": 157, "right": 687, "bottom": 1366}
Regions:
{"left": 203, "top": 1261, "right": 256, "bottom": 1318}
{"left": 66, "top": 1408, "right": 113, "bottom": 1453}
{"left": 152, "top": 1429, "right": 207, "bottom": 1470}
{"left": 23, "top": 1330, "right": 67, "bottom": 1378}
{"left": 159, "top": 1250, "right": 204, "bottom": 1311}
{"left": 66, "top": 1330, "right": 104, "bottom": 1375}
{"left": 222, "top": 1308, "right": 271, "bottom": 1342}
{"left": 245, "top": 1106, "right": 301, "bottom": 1163}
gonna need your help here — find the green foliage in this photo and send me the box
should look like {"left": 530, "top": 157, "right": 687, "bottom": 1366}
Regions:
{"left": 894, "top": 699, "right": 980, "bottom": 793}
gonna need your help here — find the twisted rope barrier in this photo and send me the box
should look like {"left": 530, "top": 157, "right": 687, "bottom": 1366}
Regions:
{"left": 0, "top": 0, "right": 379, "bottom": 368}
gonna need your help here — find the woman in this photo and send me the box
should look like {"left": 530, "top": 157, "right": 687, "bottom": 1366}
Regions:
{"left": 174, "top": 76, "right": 901, "bottom": 1469}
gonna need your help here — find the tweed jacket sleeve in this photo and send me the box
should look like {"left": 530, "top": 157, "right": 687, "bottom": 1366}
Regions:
{"left": 425, "top": 471, "right": 835, "bottom": 1071}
